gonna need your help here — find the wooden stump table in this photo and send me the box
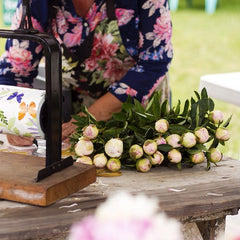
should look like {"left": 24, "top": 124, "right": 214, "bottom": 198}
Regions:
{"left": 0, "top": 156, "right": 240, "bottom": 240}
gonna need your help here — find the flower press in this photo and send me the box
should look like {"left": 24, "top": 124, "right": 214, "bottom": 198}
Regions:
{"left": 0, "top": 0, "right": 96, "bottom": 206}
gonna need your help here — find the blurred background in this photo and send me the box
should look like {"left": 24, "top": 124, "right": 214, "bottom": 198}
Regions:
{"left": 0, "top": 0, "right": 239, "bottom": 159}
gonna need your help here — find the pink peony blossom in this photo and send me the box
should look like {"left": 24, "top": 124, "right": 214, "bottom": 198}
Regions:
{"left": 150, "top": 151, "right": 164, "bottom": 165}
{"left": 168, "top": 149, "right": 182, "bottom": 163}
{"left": 155, "top": 119, "right": 169, "bottom": 133}
{"left": 155, "top": 136, "right": 167, "bottom": 145}
{"left": 194, "top": 127, "right": 210, "bottom": 143}
{"left": 166, "top": 134, "right": 181, "bottom": 148}
{"left": 215, "top": 127, "right": 230, "bottom": 141}
{"left": 207, "top": 148, "right": 222, "bottom": 163}
{"left": 93, "top": 153, "right": 108, "bottom": 168}
{"left": 74, "top": 137, "right": 94, "bottom": 156}
{"left": 190, "top": 151, "right": 205, "bottom": 164}
{"left": 83, "top": 124, "right": 99, "bottom": 139}
{"left": 129, "top": 144, "right": 144, "bottom": 160}
{"left": 143, "top": 139, "right": 157, "bottom": 155}
{"left": 76, "top": 156, "right": 93, "bottom": 165}
{"left": 106, "top": 158, "right": 121, "bottom": 172}
{"left": 209, "top": 110, "right": 224, "bottom": 124}
{"left": 136, "top": 158, "right": 151, "bottom": 172}
{"left": 181, "top": 132, "right": 197, "bottom": 148}
{"left": 104, "top": 138, "right": 123, "bottom": 158}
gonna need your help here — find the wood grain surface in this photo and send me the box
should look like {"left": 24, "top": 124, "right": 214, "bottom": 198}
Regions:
{"left": 0, "top": 156, "right": 239, "bottom": 240}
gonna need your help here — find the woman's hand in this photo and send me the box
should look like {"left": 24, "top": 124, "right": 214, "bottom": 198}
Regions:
{"left": 62, "top": 92, "right": 122, "bottom": 140}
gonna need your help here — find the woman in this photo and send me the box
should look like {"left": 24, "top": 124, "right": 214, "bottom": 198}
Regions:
{"left": 0, "top": 0, "right": 173, "bottom": 146}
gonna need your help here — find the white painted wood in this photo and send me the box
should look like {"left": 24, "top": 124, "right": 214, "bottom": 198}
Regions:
{"left": 199, "top": 72, "right": 240, "bottom": 106}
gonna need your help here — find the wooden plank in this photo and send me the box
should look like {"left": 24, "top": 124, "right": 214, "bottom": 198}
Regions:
{"left": 0, "top": 152, "right": 96, "bottom": 206}
{"left": 0, "top": 157, "right": 240, "bottom": 240}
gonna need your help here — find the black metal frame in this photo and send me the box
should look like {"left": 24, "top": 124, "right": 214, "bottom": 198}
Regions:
{"left": 0, "top": 0, "right": 73, "bottom": 182}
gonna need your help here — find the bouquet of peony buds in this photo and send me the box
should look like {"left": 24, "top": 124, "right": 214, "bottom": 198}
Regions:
{"left": 70, "top": 88, "right": 231, "bottom": 172}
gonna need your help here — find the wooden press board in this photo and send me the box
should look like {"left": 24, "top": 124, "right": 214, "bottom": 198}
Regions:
{"left": 0, "top": 152, "right": 96, "bottom": 206}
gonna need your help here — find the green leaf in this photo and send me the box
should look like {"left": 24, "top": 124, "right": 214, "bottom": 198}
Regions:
{"left": 194, "top": 90, "right": 201, "bottom": 100}
{"left": 177, "top": 162, "right": 182, "bottom": 170}
{"left": 157, "top": 144, "right": 173, "bottom": 152}
{"left": 223, "top": 115, "right": 232, "bottom": 128}
{"left": 169, "top": 124, "right": 187, "bottom": 135}
{"left": 181, "top": 99, "right": 190, "bottom": 117}
{"left": 112, "top": 112, "right": 128, "bottom": 122}
{"left": 160, "top": 99, "right": 169, "bottom": 117}
{"left": 195, "top": 143, "right": 208, "bottom": 152}
{"left": 174, "top": 100, "right": 181, "bottom": 116}
{"left": 201, "top": 87, "right": 208, "bottom": 99}
{"left": 144, "top": 127, "right": 154, "bottom": 139}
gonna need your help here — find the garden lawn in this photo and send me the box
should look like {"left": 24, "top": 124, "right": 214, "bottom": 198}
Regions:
{"left": 169, "top": 0, "right": 240, "bottom": 159}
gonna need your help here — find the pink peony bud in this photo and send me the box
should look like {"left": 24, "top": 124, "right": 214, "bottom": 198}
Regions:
{"left": 76, "top": 156, "right": 93, "bottom": 165}
{"left": 104, "top": 138, "right": 123, "bottom": 158}
{"left": 207, "top": 148, "right": 222, "bottom": 163}
{"left": 150, "top": 151, "right": 164, "bottom": 165}
{"left": 74, "top": 137, "right": 94, "bottom": 156}
{"left": 129, "top": 144, "right": 144, "bottom": 160}
{"left": 168, "top": 149, "right": 182, "bottom": 163}
{"left": 82, "top": 124, "right": 99, "bottom": 139}
{"left": 106, "top": 158, "right": 121, "bottom": 172}
{"left": 166, "top": 134, "right": 182, "bottom": 148}
{"left": 190, "top": 151, "right": 205, "bottom": 164}
{"left": 93, "top": 153, "right": 108, "bottom": 168}
{"left": 155, "top": 119, "right": 169, "bottom": 133}
{"left": 209, "top": 110, "right": 224, "bottom": 124}
{"left": 155, "top": 136, "right": 167, "bottom": 145}
{"left": 194, "top": 127, "right": 210, "bottom": 143}
{"left": 136, "top": 158, "right": 151, "bottom": 172}
{"left": 215, "top": 127, "right": 230, "bottom": 141}
{"left": 143, "top": 139, "right": 157, "bottom": 155}
{"left": 181, "top": 132, "right": 197, "bottom": 148}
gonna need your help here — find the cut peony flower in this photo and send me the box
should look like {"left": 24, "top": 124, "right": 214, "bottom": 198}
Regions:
{"left": 104, "top": 138, "right": 123, "bottom": 158}
{"left": 83, "top": 124, "right": 99, "bottom": 139}
{"left": 93, "top": 153, "right": 108, "bottom": 168}
{"left": 143, "top": 139, "right": 157, "bottom": 155}
{"left": 155, "top": 119, "right": 169, "bottom": 133}
{"left": 181, "top": 132, "right": 197, "bottom": 148}
{"left": 150, "top": 151, "right": 164, "bottom": 165}
{"left": 194, "top": 127, "right": 210, "bottom": 143}
{"left": 74, "top": 137, "right": 94, "bottom": 156}
{"left": 129, "top": 144, "right": 144, "bottom": 160}
{"left": 209, "top": 110, "right": 224, "bottom": 124}
{"left": 76, "top": 156, "right": 93, "bottom": 165}
{"left": 166, "top": 134, "right": 182, "bottom": 148}
{"left": 106, "top": 158, "right": 121, "bottom": 172}
{"left": 207, "top": 148, "right": 222, "bottom": 163}
{"left": 215, "top": 127, "right": 230, "bottom": 141}
{"left": 189, "top": 151, "right": 205, "bottom": 164}
{"left": 155, "top": 136, "right": 167, "bottom": 145}
{"left": 136, "top": 158, "right": 151, "bottom": 172}
{"left": 168, "top": 149, "right": 182, "bottom": 163}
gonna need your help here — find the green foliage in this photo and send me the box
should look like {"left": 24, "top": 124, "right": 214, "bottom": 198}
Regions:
{"left": 70, "top": 88, "right": 231, "bottom": 171}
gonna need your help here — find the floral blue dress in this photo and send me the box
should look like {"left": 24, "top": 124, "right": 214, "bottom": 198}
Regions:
{"left": 0, "top": 0, "right": 173, "bottom": 105}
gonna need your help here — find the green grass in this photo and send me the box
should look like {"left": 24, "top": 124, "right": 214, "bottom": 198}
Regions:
{"left": 169, "top": 0, "right": 240, "bottom": 159}
{"left": 0, "top": 0, "right": 240, "bottom": 159}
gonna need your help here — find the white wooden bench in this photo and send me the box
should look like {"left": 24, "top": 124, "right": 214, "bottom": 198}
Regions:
{"left": 199, "top": 72, "right": 240, "bottom": 106}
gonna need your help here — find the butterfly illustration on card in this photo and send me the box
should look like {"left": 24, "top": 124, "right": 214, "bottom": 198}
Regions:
{"left": 7, "top": 92, "right": 24, "bottom": 103}
{"left": 18, "top": 101, "right": 37, "bottom": 120}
